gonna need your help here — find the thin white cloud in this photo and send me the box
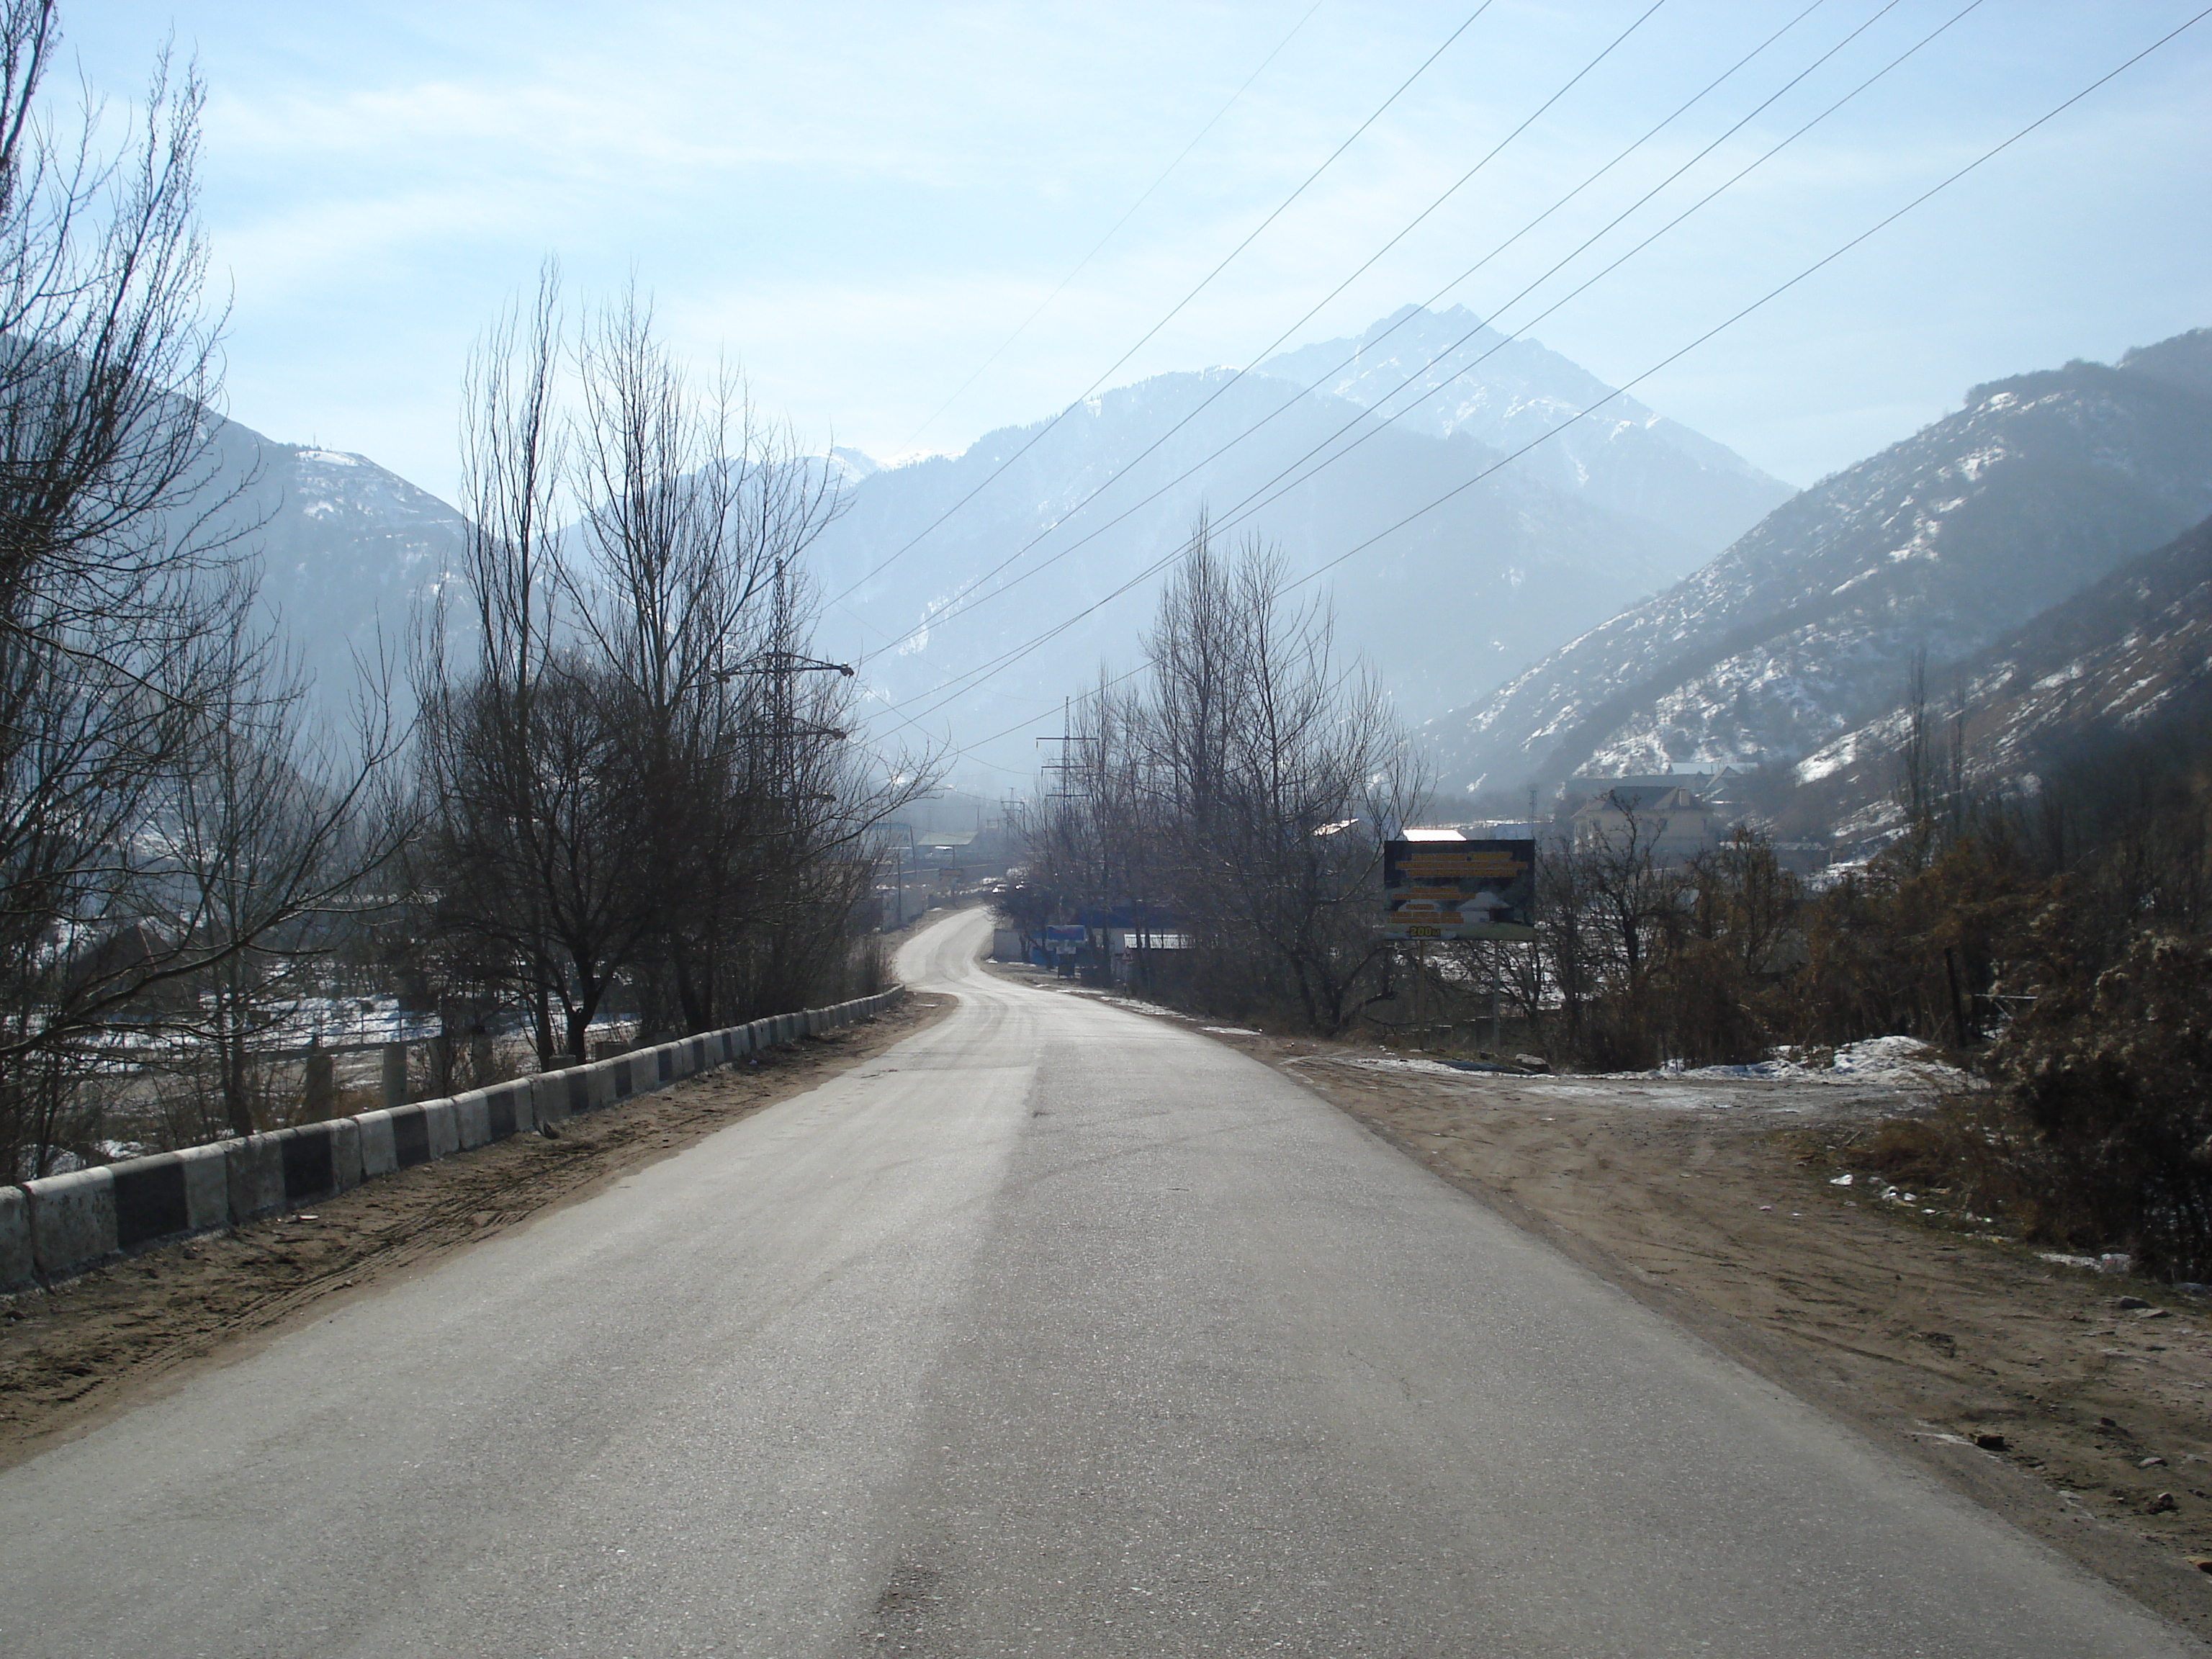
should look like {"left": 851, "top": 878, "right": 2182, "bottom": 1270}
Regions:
{"left": 60, "top": 0, "right": 2212, "bottom": 505}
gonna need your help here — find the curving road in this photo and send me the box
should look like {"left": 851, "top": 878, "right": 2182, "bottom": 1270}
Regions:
{"left": 0, "top": 907, "right": 2197, "bottom": 1656}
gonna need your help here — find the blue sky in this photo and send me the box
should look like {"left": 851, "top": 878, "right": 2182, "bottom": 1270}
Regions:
{"left": 68, "top": 1, "right": 2212, "bottom": 505}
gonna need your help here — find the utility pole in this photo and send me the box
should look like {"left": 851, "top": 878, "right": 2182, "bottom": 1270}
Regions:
{"left": 1036, "top": 698, "right": 1082, "bottom": 976}
{"left": 881, "top": 822, "right": 917, "bottom": 931}
{"left": 714, "top": 560, "right": 855, "bottom": 863}
{"left": 1036, "top": 696, "right": 1075, "bottom": 797}
{"left": 1413, "top": 939, "right": 1427, "bottom": 1051}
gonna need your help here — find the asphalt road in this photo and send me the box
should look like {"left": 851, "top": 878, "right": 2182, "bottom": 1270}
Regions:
{"left": 0, "top": 907, "right": 2198, "bottom": 1657}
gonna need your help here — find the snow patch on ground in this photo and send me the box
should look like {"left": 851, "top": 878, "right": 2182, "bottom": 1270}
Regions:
{"left": 1334, "top": 1054, "right": 1493, "bottom": 1080}
{"left": 1053, "top": 987, "right": 1192, "bottom": 1024}
{"left": 1620, "top": 1036, "right": 1974, "bottom": 1089}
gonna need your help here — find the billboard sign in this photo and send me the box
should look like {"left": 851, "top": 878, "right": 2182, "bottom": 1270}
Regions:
{"left": 1382, "top": 839, "right": 1536, "bottom": 940}
{"left": 1043, "top": 924, "right": 1087, "bottom": 956}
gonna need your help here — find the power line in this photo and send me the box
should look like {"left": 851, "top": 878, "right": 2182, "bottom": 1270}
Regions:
{"left": 822, "top": 5, "right": 1495, "bottom": 613}
{"left": 868, "top": 0, "right": 1942, "bottom": 696}
{"left": 885, "top": 0, "right": 1330, "bottom": 460}
{"left": 1281, "top": 1, "right": 2212, "bottom": 595}
{"left": 1141, "top": 0, "right": 1979, "bottom": 569}
{"left": 884, "top": 3, "right": 2211, "bottom": 765}
{"left": 844, "top": 0, "right": 1707, "bottom": 723}
{"left": 851, "top": 0, "right": 1854, "bottom": 671}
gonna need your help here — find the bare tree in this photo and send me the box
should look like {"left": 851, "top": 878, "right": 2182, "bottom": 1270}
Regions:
{"left": 418, "top": 276, "right": 937, "bottom": 1064}
{"left": 161, "top": 621, "right": 409, "bottom": 1137}
{"left": 1026, "top": 518, "right": 1421, "bottom": 1031}
{"left": 0, "top": 3, "right": 406, "bottom": 1172}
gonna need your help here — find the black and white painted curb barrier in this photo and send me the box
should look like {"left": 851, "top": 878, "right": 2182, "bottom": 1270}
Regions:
{"left": 0, "top": 989, "right": 906, "bottom": 1294}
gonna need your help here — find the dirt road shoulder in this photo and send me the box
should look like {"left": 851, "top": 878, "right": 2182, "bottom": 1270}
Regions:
{"left": 1239, "top": 1031, "right": 2212, "bottom": 1642}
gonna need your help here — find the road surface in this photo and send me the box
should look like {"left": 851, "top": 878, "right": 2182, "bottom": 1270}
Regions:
{"left": 0, "top": 907, "right": 2197, "bottom": 1656}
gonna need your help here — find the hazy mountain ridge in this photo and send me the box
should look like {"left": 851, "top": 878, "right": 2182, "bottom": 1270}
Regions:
{"left": 817, "top": 367, "right": 1694, "bottom": 728}
{"left": 1258, "top": 305, "right": 1794, "bottom": 552}
{"left": 1424, "top": 331, "right": 2212, "bottom": 798}
{"left": 191, "top": 416, "right": 465, "bottom": 711}
{"left": 158, "top": 307, "right": 1797, "bottom": 774}
{"left": 811, "top": 311, "right": 1790, "bottom": 773}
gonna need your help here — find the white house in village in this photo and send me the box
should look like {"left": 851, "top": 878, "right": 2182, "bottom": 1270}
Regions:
{"left": 1569, "top": 783, "right": 1718, "bottom": 862}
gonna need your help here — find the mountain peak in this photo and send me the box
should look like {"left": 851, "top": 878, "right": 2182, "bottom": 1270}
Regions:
{"left": 1258, "top": 305, "right": 1790, "bottom": 551}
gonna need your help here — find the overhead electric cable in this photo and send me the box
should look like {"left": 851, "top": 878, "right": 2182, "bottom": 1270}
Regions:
{"left": 842, "top": 0, "right": 1719, "bottom": 719}
{"left": 858, "top": 0, "right": 1913, "bottom": 669}
{"left": 873, "top": 2, "right": 2208, "bottom": 759}
{"left": 825, "top": 6, "right": 1493, "bottom": 608}
{"left": 887, "top": 0, "right": 1329, "bottom": 459}
{"left": 1136, "top": 0, "right": 1979, "bottom": 570}
{"left": 1277, "top": 1, "right": 2212, "bottom": 598}
{"left": 840, "top": 0, "right": 1696, "bottom": 643}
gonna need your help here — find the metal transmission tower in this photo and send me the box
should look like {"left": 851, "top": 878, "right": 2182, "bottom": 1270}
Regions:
{"left": 714, "top": 560, "right": 855, "bottom": 818}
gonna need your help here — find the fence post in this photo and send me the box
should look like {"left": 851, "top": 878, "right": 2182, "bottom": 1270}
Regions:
{"left": 304, "top": 1045, "right": 336, "bottom": 1118}
{"left": 379, "top": 1042, "right": 408, "bottom": 1111}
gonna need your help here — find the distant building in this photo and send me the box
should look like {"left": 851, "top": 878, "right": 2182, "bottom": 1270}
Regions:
{"left": 1559, "top": 766, "right": 1745, "bottom": 816}
{"left": 1446, "top": 820, "right": 1544, "bottom": 841}
{"left": 1570, "top": 784, "right": 1717, "bottom": 861}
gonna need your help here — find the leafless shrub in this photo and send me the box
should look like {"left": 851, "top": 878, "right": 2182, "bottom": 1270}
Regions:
{"left": 1020, "top": 517, "right": 1422, "bottom": 1032}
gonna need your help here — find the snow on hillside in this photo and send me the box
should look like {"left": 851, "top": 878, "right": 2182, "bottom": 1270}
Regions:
{"left": 1424, "top": 332, "right": 2212, "bottom": 799}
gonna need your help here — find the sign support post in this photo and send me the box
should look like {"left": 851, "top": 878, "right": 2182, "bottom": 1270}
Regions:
{"left": 1413, "top": 940, "right": 1427, "bottom": 1051}
{"left": 1489, "top": 943, "right": 1503, "bottom": 1056}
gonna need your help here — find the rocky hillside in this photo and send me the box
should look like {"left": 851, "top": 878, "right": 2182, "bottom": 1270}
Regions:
{"left": 1424, "top": 328, "right": 2212, "bottom": 799}
{"left": 1788, "top": 509, "right": 2212, "bottom": 842}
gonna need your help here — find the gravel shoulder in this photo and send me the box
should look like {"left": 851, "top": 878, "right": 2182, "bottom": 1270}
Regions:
{"left": 998, "top": 966, "right": 2212, "bottom": 1643}
{"left": 0, "top": 993, "right": 953, "bottom": 1473}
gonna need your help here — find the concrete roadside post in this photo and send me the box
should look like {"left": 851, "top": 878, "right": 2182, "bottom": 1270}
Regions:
{"left": 379, "top": 1042, "right": 408, "bottom": 1112}
{"left": 24, "top": 1166, "right": 116, "bottom": 1280}
{"left": 528, "top": 1069, "right": 572, "bottom": 1130}
{"left": 0, "top": 1184, "right": 32, "bottom": 1290}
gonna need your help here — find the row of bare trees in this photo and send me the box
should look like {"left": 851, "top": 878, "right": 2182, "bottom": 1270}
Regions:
{"left": 0, "top": 1, "right": 405, "bottom": 1174}
{"left": 0, "top": 0, "right": 929, "bottom": 1173}
{"left": 1447, "top": 818, "right": 1802, "bottom": 1073}
{"left": 407, "top": 272, "right": 932, "bottom": 1069}
{"left": 1010, "top": 520, "right": 1423, "bottom": 1030}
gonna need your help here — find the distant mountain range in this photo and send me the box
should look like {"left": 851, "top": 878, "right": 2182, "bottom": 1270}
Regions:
{"left": 158, "top": 307, "right": 1784, "bottom": 781}
{"left": 1424, "top": 327, "right": 2212, "bottom": 805}
{"left": 169, "top": 314, "right": 2212, "bottom": 851}
{"left": 809, "top": 305, "right": 1791, "bottom": 776}
{"left": 190, "top": 415, "right": 464, "bottom": 725}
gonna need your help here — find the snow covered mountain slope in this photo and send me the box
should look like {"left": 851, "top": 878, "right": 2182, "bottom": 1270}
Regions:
{"left": 1424, "top": 328, "right": 2212, "bottom": 799}
{"left": 814, "top": 310, "right": 1789, "bottom": 775}
{"left": 1789, "top": 510, "right": 2212, "bottom": 842}
{"left": 190, "top": 415, "right": 465, "bottom": 716}
{"left": 1259, "top": 305, "right": 1791, "bottom": 554}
